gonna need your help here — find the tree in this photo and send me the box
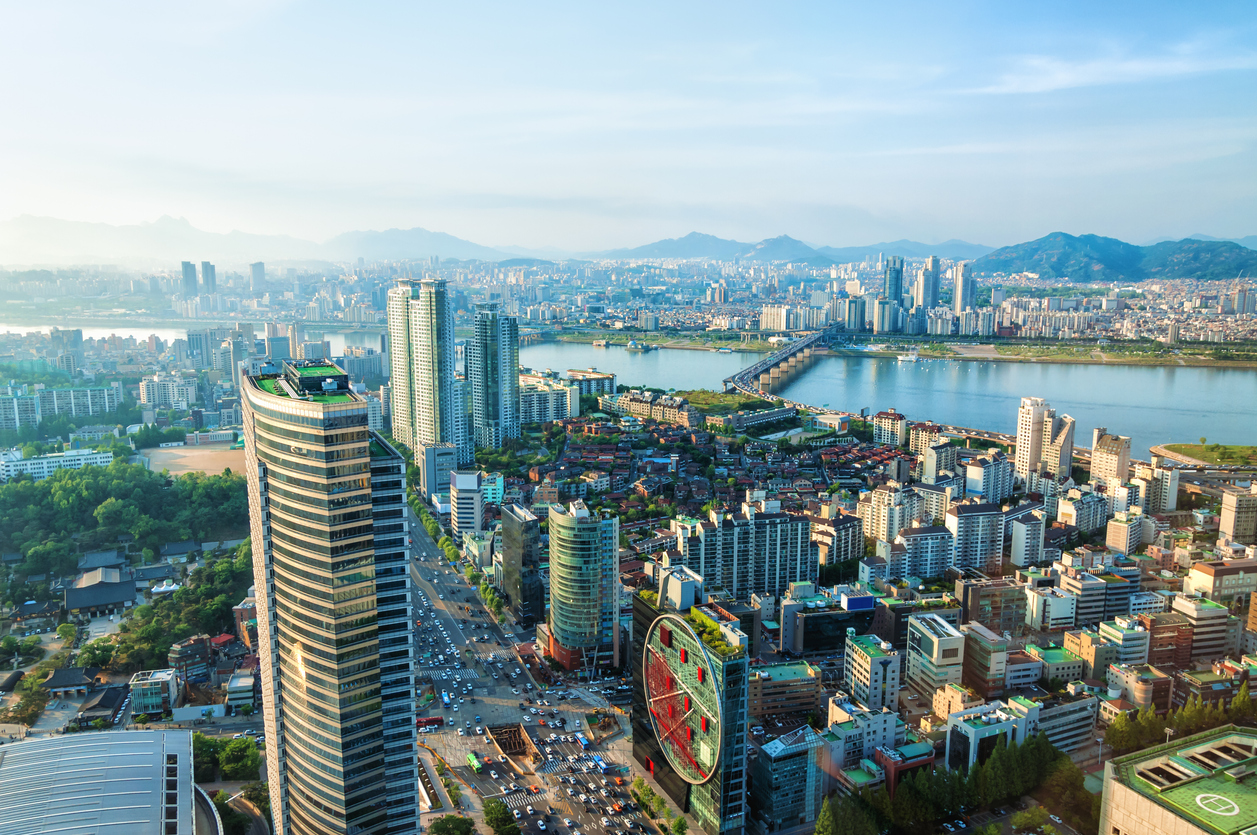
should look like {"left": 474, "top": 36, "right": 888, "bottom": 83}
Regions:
{"left": 429, "top": 816, "right": 477, "bottom": 835}
{"left": 241, "top": 782, "right": 271, "bottom": 822}
{"left": 1012, "top": 807, "right": 1048, "bottom": 832}
{"left": 218, "top": 737, "right": 262, "bottom": 780}
{"left": 56, "top": 623, "right": 77, "bottom": 643}
{"left": 1232, "top": 681, "right": 1254, "bottom": 723}
{"left": 814, "top": 797, "right": 836, "bottom": 835}
{"left": 484, "top": 798, "right": 518, "bottom": 835}
{"left": 671, "top": 817, "right": 687, "bottom": 835}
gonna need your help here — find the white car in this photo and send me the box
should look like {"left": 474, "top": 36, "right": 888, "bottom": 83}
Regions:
{"left": 514, "top": 810, "right": 522, "bottom": 820}
{"left": 538, "top": 824, "right": 547, "bottom": 832}
{"left": 458, "top": 728, "right": 465, "bottom": 736}
{"left": 579, "top": 794, "right": 588, "bottom": 803}
{"left": 601, "top": 819, "right": 611, "bottom": 828}
{"left": 491, "top": 770, "right": 499, "bottom": 779}
{"left": 564, "top": 820, "right": 573, "bottom": 828}
{"left": 526, "top": 806, "right": 535, "bottom": 816}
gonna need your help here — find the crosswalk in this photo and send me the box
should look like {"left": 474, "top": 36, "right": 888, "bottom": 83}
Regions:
{"left": 416, "top": 667, "right": 481, "bottom": 683}
{"left": 499, "top": 790, "right": 547, "bottom": 810}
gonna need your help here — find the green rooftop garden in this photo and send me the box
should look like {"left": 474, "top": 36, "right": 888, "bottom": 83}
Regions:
{"left": 292, "top": 363, "right": 344, "bottom": 376}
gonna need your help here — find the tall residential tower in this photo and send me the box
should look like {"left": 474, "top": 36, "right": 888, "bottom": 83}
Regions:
{"left": 468, "top": 302, "right": 521, "bottom": 449}
{"left": 1015, "top": 397, "right": 1076, "bottom": 481}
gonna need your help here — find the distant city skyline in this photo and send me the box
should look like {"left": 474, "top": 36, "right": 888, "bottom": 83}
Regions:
{"left": 1, "top": 4, "right": 1254, "bottom": 250}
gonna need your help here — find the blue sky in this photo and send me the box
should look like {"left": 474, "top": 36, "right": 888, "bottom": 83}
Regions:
{"left": 1, "top": 1, "right": 1254, "bottom": 250}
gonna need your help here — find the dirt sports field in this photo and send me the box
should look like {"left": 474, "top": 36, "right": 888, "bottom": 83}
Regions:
{"left": 146, "top": 442, "right": 245, "bottom": 475}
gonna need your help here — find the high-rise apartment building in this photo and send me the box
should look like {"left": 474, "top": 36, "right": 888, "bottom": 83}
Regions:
{"left": 952, "top": 262, "right": 975, "bottom": 314}
{"left": 1014, "top": 397, "right": 1076, "bottom": 481}
{"left": 669, "top": 505, "right": 818, "bottom": 600}
{"left": 468, "top": 303, "right": 520, "bottom": 449}
{"left": 945, "top": 502, "right": 1004, "bottom": 572}
{"left": 501, "top": 504, "right": 544, "bottom": 626}
{"left": 541, "top": 501, "right": 620, "bottom": 670}
{"left": 1221, "top": 485, "right": 1257, "bottom": 545}
{"left": 201, "top": 261, "right": 216, "bottom": 294}
{"left": 242, "top": 360, "right": 416, "bottom": 835}
{"left": 250, "top": 261, "right": 265, "bottom": 291}
{"left": 1132, "top": 458, "right": 1179, "bottom": 515}
{"left": 181, "top": 261, "right": 198, "bottom": 297}
{"left": 387, "top": 278, "right": 470, "bottom": 464}
{"left": 922, "top": 255, "right": 941, "bottom": 309}
{"left": 1091, "top": 429, "right": 1132, "bottom": 487}
{"left": 883, "top": 256, "right": 904, "bottom": 306}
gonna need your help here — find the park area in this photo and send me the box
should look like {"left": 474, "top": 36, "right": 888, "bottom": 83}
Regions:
{"left": 1163, "top": 443, "right": 1257, "bottom": 466}
{"left": 146, "top": 442, "right": 245, "bottom": 475}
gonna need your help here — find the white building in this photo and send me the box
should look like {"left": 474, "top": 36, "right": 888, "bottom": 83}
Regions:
{"left": 872, "top": 409, "right": 909, "bottom": 446}
{"left": 0, "top": 447, "right": 114, "bottom": 482}
{"left": 965, "top": 450, "right": 1014, "bottom": 503}
{"left": 139, "top": 374, "right": 197, "bottom": 409}
{"left": 1014, "top": 397, "right": 1075, "bottom": 481}
{"left": 857, "top": 484, "right": 921, "bottom": 541}
{"left": 1098, "top": 616, "right": 1151, "bottom": 666}
{"left": 1026, "top": 587, "right": 1077, "bottom": 632}
{"left": 1091, "top": 429, "right": 1132, "bottom": 488}
{"left": 1010, "top": 515, "right": 1045, "bottom": 567}
{"left": 946, "top": 502, "right": 1004, "bottom": 573}
{"left": 906, "top": 613, "right": 965, "bottom": 694}
{"left": 450, "top": 470, "right": 485, "bottom": 539}
{"left": 519, "top": 376, "right": 580, "bottom": 423}
{"left": 844, "top": 633, "right": 900, "bottom": 711}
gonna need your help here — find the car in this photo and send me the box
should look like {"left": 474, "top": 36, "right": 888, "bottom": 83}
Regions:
{"left": 538, "top": 824, "right": 547, "bottom": 831}
{"left": 477, "top": 727, "right": 483, "bottom": 734}
{"left": 564, "top": 820, "right": 573, "bottom": 828}
{"left": 566, "top": 788, "right": 575, "bottom": 796}
{"left": 475, "top": 715, "right": 481, "bottom": 722}
{"left": 245, "top": 729, "right": 257, "bottom": 735}
{"left": 527, "top": 806, "right": 535, "bottom": 815}
{"left": 579, "top": 794, "right": 588, "bottom": 803}
{"left": 458, "top": 728, "right": 465, "bottom": 736}
{"left": 908, "top": 694, "right": 918, "bottom": 701}
{"left": 514, "top": 811, "right": 522, "bottom": 820}
{"left": 491, "top": 770, "right": 499, "bottom": 779}
{"left": 1049, "top": 816, "right": 1062, "bottom": 824}
{"left": 233, "top": 733, "right": 245, "bottom": 739}
{"left": 601, "top": 819, "right": 611, "bottom": 828}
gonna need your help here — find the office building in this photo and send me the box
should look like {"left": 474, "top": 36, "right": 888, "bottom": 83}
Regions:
{"left": 250, "top": 261, "right": 265, "bottom": 290}
{"left": 1184, "top": 558, "right": 1257, "bottom": 608}
{"left": 201, "top": 261, "right": 216, "bottom": 294}
{"left": 945, "top": 503, "right": 1004, "bottom": 573}
{"left": 0, "top": 730, "right": 201, "bottom": 835}
{"left": 1062, "top": 628, "right": 1118, "bottom": 679}
{"left": 1107, "top": 509, "right": 1148, "bottom": 555}
{"left": 943, "top": 702, "right": 1028, "bottom": 770}
{"left": 242, "top": 360, "right": 417, "bottom": 835}
{"left": 1025, "top": 587, "right": 1077, "bottom": 632}
{"left": 181, "top": 261, "right": 198, "bottom": 296}
{"left": 1100, "top": 726, "right": 1257, "bottom": 835}
{"left": 1014, "top": 397, "right": 1075, "bottom": 481}
{"left": 918, "top": 255, "right": 941, "bottom": 309}
{"left": 450, "top": 470, "right": 484, "bottom": 539}
{"left": 954, "top": 577, "right": 1026, "bottom": 639}
{"left": 501, "top": 504, "right": 544, "bottom": 626}
{"left": 960, "top": 623, "right": 1009, "bottom": 699}
{"left": 1105, "top": 663, "right": 1172, "bottom": 712}
{"left": 1173, "top": 594, "right": 1238, "bottom": 666}
{"left": 129, "top": 668, "right": 182, "bottom": 714}
{"left": 1137, "top": 611, "right": 1193, "bottom": 670}
{"left": 748, "top": 726, "right": 825, "bottom": 835}
{"left": 845, "top": 633, "right": 900, "bottom": 710}
{"left": 1221, "top": 485, "right": 1257, "bottom": 545}
{"left": 631, "top": 579, "right": 749, "bottom": 835}
{"left": 542, "top": 501, "right": 620, "bottom": 670}
{"left": 952, "top": 262, "right": 975, "bottom": 314}
{"left": 747, "top": 661, "right": 825, "bottom": 720}
{"left": 1098, "top": 616, "right": 1152, "bottom": 666}
{"left": 468, "top": 303, "right": 520, "bottom": 449}
{"left": 1091, "top": 429, "right": 1132, "bottom": 487}
{"left": 669, "top": 505, "right": 819, "bottom": 601}
{"left": 777, "top": 583, "right": 879, "bottom": 656}
{"left": 417, "top": 441, "right": 458, "bottom": 501}
{"left": 906, "top": 613, "right": 965, "bottom": 694}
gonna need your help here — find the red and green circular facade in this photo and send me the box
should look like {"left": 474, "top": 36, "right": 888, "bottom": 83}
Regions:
{"left": 642, "top": 614, "right": 723, "bottom": 785}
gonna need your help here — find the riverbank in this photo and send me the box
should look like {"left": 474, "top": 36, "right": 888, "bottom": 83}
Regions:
{"left": 554, "top": 333, "right": 772, "bottom": 353}
{"left": 1158, "top": 443, "right": 1257, "bottom": 467}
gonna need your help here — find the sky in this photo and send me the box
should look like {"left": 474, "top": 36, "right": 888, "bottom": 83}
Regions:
{"left": 1, "top": 1, "right": 1255, "bottom": 252}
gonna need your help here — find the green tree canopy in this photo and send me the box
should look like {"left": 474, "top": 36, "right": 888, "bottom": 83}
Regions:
{"left": 429, "top": 816, "right": 477, "bottom": 835}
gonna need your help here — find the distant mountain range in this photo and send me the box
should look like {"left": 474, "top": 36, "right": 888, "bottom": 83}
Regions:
{"left": 598, "top": 232, "right": 994, "bottom": 263}
{"left": 0, "top": 215, "right": 1252, "bottom": 280}
{"left": 0, "top": 215, "right": 511, "bottom": 266}
{"left": 973, "top": 232, "right": 1257, "bottom": 282}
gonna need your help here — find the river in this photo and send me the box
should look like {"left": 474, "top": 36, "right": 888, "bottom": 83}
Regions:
{"left": 520, "top": 342, "right": 1257, "bottom": 456}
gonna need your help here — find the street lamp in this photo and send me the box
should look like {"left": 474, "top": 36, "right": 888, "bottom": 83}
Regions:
{"left": 1165, "top": 727, "right": 1176, "bottom": 747}
{"left": 1096, "top": 737, "right": 1105, "bottom": 766}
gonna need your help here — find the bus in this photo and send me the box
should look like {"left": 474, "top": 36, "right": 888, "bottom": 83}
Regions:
{"left": 441, "top": 693, "right": 451, "bottom": 708}
{"left": 467, "top": 753, "right": 483, "bottom": 773}
{"left": 592, "top": 755, "right": 611, "bottom": 774}
{"left": 575, "top": 733, "right": 590, "bottom": 750}
{"left": 417, "top": 716, "right": 444, "bottom": 729}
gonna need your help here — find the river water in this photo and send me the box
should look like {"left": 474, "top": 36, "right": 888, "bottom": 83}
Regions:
{"left": 520, "top": 342, "right": 1257, "bottom": 456}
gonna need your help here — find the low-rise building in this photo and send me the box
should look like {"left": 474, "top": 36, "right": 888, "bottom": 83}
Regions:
{"left": 1026, "top": 587, "right": 1077, "bottom": 632}
{"left": 1106, "top": 663, "right": 1173, "bottom": 712}
{"left": 1098, "top": 616, "right": 1152, "bottom": 666}
{"left": 748, "top": 661, "right": 824, "bottom": 720}
{"left": 1024, "top": 643, "right": 1086, "bottom": 684}
{"left": 906, "top": 613, "right": 966, "bottom": 694}
{"left": 0, "top": 447, "right": 114, "bottom": 482}
{"left": 129, "top": 668, "right": 182, "bottom": 715}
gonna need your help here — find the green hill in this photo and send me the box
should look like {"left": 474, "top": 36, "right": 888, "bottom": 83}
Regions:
{"left": 973, "top": 232, "right": 1257, "bottom": 282}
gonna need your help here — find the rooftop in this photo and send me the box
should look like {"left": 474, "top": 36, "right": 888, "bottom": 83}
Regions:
{"left": 1111, "top": 726, "right": 1257, "bottom": 835}
{"left": 0, "top": 730, "right": 195, "bottom": 835}
{"left": 754, "top": 661, "right": 819, "bottom": 683}
{"left": 255, "top": 375, "right": 355, "bottom": 404}
{"left": 849, "top": 634, "right": 893, "bottom": 658}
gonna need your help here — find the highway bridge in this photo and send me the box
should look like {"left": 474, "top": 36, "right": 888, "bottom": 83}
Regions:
{"left": 723, "top": 328, "right": 831, "bottom": 394}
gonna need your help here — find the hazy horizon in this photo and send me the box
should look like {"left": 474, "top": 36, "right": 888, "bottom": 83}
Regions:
{"left": 2, "top": 3, "right": 1255, "bottom": 253}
